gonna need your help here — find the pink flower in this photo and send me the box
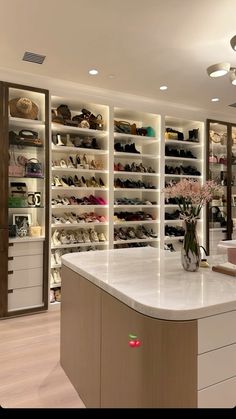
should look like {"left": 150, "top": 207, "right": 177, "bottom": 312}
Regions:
{"left": 164, "top": 180, "right": 222, "bottom": 221}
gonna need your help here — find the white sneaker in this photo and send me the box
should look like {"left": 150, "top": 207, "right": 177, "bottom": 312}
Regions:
{"left": 51, "top": 253, "right": 56, "bottom": 266}
{"left": 50, "top": 273, "right": 55, "bottom": 286}
{"left": 52, "top": 230, "right": 61, "bottom": 246}
{"left": 54, "top": 249, "right": 61, "bottom": 265}
{"left": 53, "top": 269, "right": 61, "bottom": 284}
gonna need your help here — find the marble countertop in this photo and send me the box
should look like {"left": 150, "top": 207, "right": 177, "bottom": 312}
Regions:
{"left": 61, "top": 247, "right": 236, "bottom": 321}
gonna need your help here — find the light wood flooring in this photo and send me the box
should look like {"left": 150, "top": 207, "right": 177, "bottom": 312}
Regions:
{"left": 0, "top": 308, "right": 85, "bottom": 408}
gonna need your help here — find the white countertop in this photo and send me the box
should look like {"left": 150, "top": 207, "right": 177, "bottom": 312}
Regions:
{"left": 61, "top": 247, "right": 236, "bottom": 321}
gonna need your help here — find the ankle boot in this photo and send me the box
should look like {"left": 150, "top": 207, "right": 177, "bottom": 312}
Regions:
{"left": 192, "top": 128, "right": 199, "bottom": 142}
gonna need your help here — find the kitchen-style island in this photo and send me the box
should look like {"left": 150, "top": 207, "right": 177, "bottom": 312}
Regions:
{"left": 60, "top": 247, "right": 236, "bottom": 408}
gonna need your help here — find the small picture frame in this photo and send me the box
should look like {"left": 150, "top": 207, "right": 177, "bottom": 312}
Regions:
{"left": 232, "top": 195, "right": 236, "bottom": 207}
{"left": 13, "top": 214, "right": 32, "bottom": 237}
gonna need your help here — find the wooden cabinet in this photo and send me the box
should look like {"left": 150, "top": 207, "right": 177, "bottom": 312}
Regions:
{"left": 0, "top": 82, "right": 49, "bottom": 317}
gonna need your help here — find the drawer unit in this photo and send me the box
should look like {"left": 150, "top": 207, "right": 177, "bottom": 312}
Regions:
{"left": 8, "top": 241, "right": 43, "bottom": 257}
{"left": 198, "top": 343, "right": 236, "bottom": 389}
{"left": 8, "top": 254, "right": 43, "bottom": 271}
{"left": 198, "top": 376, "right": 236, "bottom": 408}
{"left": 8, "top": 286, "right": 43, "bottom": 311}
{"left": 8, "top": 268, "right": 43, "bottom": 289}
{"left": 198, "top": 311, "right": 236, "bottom": 353}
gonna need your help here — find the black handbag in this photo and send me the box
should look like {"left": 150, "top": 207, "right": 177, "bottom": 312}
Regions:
{"left": 25, "top": 159, "right": 43, "bottom": 178}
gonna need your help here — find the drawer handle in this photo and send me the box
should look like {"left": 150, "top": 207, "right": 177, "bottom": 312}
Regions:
{"left": 9, "top": 243, "right": 14, "bottom": 247}
{"left": 8, "top": 257, "right": 13, "bottom": 261}
{"left": 8, "top": 270, "right": 13, "bottom": 275}
{"left": 8, "top": 289, "right": 13, "bottom": 294}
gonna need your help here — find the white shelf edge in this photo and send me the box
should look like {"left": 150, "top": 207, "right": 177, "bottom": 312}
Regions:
{"left": 52, "top": 146, "right": 108, "bottom": 155}
{"left": 114, "top": 152, "right": 159, "bottom": 159}
{"left": 165, "top": 174, "right": 202, "bottom": 179}
{"left": 51, "top": 205, "right": 108, "bottom": 209}
{"left": 52, "top": 186, "right": 108, "bottom": 191}
{"left": 114, "top": 132, "right": 158, "bottom": 143}
{"left": 114, "top": 220, "right": 158, "bottom": 225}
{"left": 164, "top": 139, "right": 201, "bottom": 147}
{"left": 165, "top": 157, "right": 202, "bottom": 163}
{"left": 9, "top": 116, "right": 45, "bottom": 127}
{"left": 50, "top": 283, "right": 61, "bottom": 289}
{"left": 164, "top": 236, "right": 184, "bottom": 241}
{"left": 52, "top": 167, "right": 108, "bottom": 174}
{"left": 51, "top": 241, "right": 108, "bottom": 249}
{"left": 51, "top": 264, "right": 61, "bottom": 269}
{"left": 51, "top": 123, "right": 108, "bottom": 137}
{"left": 114, "top": 238, "right": 159, "bottom": 244}
{"left": 51, "top": 222, "right": 108, "bottom": 228}
{"left": 114, "top": 171, "right": 158, "bottom": 177}
{"left": 114, "top": 204, "right": 159, "bottom": 208}
{"left": 9, "top": 236, "right": 45, "bottom": 243}
{"left": 114, "top": 188, "right": 159, "bottom": 192}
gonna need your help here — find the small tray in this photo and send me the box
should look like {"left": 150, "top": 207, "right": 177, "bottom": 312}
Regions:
{"left": 212, "top": 264, "right": 236, "bottom": 277}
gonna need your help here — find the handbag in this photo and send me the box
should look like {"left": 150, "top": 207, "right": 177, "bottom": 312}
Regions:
{"left": 8, "top": 148, "right": 25, "bottom": 177}
{"left": 9, "top": 182, "right": 27, "bottom": 207}
{"left": 114, "top": 120, "right": 136, "bottom": 135}
{"left": 25, "top": 158, "right": 43, "bottom": 178}
{"left": 9, "top": 130, "right": 43, "bottom": 147}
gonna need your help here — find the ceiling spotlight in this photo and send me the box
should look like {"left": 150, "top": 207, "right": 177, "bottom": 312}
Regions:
{"left": 88, "top": 69, "right": 98, "bottom": 75}
{"left": 160, "top": 85, "right": 168, "bottom": 90}
{"left": 230, "top": 35, "right": 236, "bottom": 51}
{"left": 211, "top": 98, "right": 219, "bottom": 102}
{"left": 207, "top": 62, "right": 230, "bottom": 78}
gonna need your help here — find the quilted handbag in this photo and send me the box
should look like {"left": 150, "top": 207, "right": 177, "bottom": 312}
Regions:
{"left": 25, "top": 158, "right": 43, "bottom": 178}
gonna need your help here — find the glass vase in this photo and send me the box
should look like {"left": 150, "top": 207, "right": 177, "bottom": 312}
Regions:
{"left": 181, "top": 220, "right": 200, "bottom": 272}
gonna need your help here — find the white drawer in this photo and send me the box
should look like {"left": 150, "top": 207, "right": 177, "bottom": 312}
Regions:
{"left": 8, "top": 254, "right": 43, "bottom": 271}
{"left": 8, "top": 241, "right": 43, "bottom": 257}
{"left": 8, "top": 286, "right": 43, "bottom": 311}
{"left": 8, "top": 268, "right": 43, "bottom": 289}
{"left": 198, "top": 311, "right": 236, "bottom": 353}
{"left": 198, "top": 343, "right": 236, "bottom": 389}
{"left": 198, "top": 375, "right": 236, "bottom": 407}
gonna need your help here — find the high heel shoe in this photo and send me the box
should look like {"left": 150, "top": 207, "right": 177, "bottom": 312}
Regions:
{"left": 52, "top": 229, "right": 61, "bottom": 246}
{"left": 99, "top": 177, "right": 105, "bottom": 188}
{"left": 56, "top": 134, "right": 65, "bottom": 146}
{"left": 54, "top": 176, "right": 62, "bottom": 187}
{"left": 68, "top": 156, "right": 76, "bottom": 168}
{"left": 74, "top": 175, "right": 82, "bottom": 187}
{"left": 60, "top": 159, "right": 67, "bottom": 168}
{"left": 61, "top": 176, "right": 69, "bottom": 187}
{"left": 82, "top": 154, "right": 89, "bottom": 169}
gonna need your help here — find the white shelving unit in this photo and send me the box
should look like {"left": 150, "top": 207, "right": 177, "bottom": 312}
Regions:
{"left": 50, "top": 97, "right": 109, "bottom": 303}
{"left": 113, "top": 108, "right": 160, "bottom": 249}
{"left": 163, "top": 116, "right": 205, "bottom": 253}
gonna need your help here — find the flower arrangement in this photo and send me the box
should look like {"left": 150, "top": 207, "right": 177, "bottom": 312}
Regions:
{"left": 164, "top": 179, "right": 222, "bottom": 221}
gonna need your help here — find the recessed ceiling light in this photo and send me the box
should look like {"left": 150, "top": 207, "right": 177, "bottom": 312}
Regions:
{"left": 88, "top": 69, "right": 98, "bottom": 75}
{"left": 207, "top": 63, "right": 230, "bottom": 78}
{"left": 108, "top": 74, "right": 115, "bottom": 79}
{"left": 160, "top": 85, "right": 168, "bottom": 90}
{"left": 211, "top": 97, "right": 219, "bottom": 102}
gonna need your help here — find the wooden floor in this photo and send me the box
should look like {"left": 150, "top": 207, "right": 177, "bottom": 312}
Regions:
{"left": 0, "top": 308, "right": 85, "bottom": 408}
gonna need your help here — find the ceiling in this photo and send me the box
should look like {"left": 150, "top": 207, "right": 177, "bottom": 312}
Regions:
{"left": 1, "top": 0, "right": 236, "bottom": 116}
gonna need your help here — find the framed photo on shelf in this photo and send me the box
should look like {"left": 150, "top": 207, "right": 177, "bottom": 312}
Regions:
{"left": 13, "top": 214, "right": 32, "bottom": 237}
{"left": 232, "top": 195, "right": 236, "bottom": 207}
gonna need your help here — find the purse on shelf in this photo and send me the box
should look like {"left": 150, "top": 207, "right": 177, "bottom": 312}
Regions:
{"left": 8, "top": 182, "right": 27, "bottom": 207}
{"left": 9, "top": 130, "right": 43, "bottom": 147}
{"left": 114, "top": 120, "right": 137, "bottom": 135}
{"left": 219, "top": 155, "right": 227, "bottom": 165}
{"left": 25, "top": 158, "right": 43, "bottom": 178}
{"left": 8, "top": 148, "right": 25, "bottom": 177}
{"left": 209, "top": 153, "right": 218, "bottom": 163}
{"left": 165, "top": 128, "right": 184, "bottom": 141}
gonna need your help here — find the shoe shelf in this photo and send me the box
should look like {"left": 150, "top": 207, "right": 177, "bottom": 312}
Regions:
{"left": 51, "top": 241, "right": 108, "bottom": 250}
{"left": 114, "top": 132, "right": 158, "bottom": 145}
{"left": 52, "top": 167, "right": 108, "bottom": 174}
{"left": 114, "top": 188, "right": 159, "bottom": 192}
{"left": 164, "top": 236, "right": 184, "bottom": 241}
{"left": 52, "top": 186, "right": 108, "bottom": 191}
{"left": 164, "top": 139, "right": 201, "bottom": 147}
{"left": 51, "top": 123, "right": 108, "bottom": 138}
{"left": 165, "top": 157, "right": 203, "bottom": 163}
{"left": 114, "top": 152, "right": 159, "bottom": 159}
{"left": 51, "top": 222, "right": 108, "bottom": 228}
{"left": 52, "top": 145, "right": 108, "bottom": 155}
{"left": 114, "top": 204, "right": 159, "bottom": 208}
{"left": 165, "top": 174, "right": 202, "bottom": 179}
{"left": 50, "top": 97, "right": 109, "bottom": 299}
{"left": 52, "top": 204, "right": 108, "bottom": 209}
{"left": 114, "top": 171, "right": 159, "bottom": 177}
{"left": 114, "top": 220, "right": 158, "bottom": 225}
{"left": 113, "top": 238, "right": 159, "bottom": 245}
{"left": 9, "top": 116, "right": 45, "bottom": 129}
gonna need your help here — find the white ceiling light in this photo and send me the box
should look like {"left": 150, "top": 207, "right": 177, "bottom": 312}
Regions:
{"left": 207, "top": 63, "right": 230, "bottom": 78}
{"left": 88, "top": 69, "right": 98, "bottom": 75}
{"left": 230, "top": 35, "right": 236, "bottom": 51}
{"left": 160, "top": 85, "right": 168, "bottom": 90}
{"left": 211, "top": 97, "right": 219, "bottom": 102}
